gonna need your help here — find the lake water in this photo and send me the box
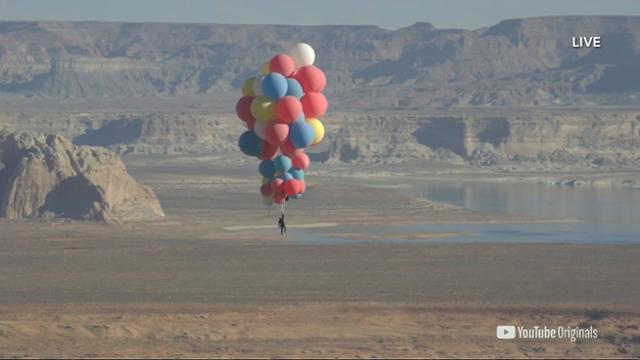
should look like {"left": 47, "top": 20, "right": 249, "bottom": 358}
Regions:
{"left": 300, "top": 181, "right": 640, "bottom": 245}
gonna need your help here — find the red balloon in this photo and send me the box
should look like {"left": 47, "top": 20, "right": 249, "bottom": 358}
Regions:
{"left": 299, "top": 180, "right": 306, "bottom": 194}
{"left": 292, "top": 152, "right": 310, "bottom": 170}
{"left": 245, "top": 117, "right": 256, "bottom": 131}
{"left": 275, "top": 96, "right": 303, "bottom": 124}
{"left": 283, "top": 179, "right": 302, "bottom": 196}
{"left": 274, "top": 193, "right": 285, "bottom": 204}
{"left": 295, "top": 65, "right": 326, "bottom": 93}
{"left": 269, "top": 54, "right": 295, "bottom": 77}
{"left": 280, "top": 137, "right": 303, "bottom": 157}
{"left": 270, "top": 178, "right": 284, "bottom": 192}
{"left": 260, "top": 183, "right": 273, "bottom": 197}
{"left": 265, "top": 122, "right": 290, "bottom": 145}
{"left": 236, "top": 96, "right": 256, "bottom": 123}
{"left": 258, "top": 141, "right": 277, "bottom": 160}
{"left": 301, "top": 92, "right": 328, "bottom": 119}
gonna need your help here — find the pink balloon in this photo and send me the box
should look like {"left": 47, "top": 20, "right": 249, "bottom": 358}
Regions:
{"left": 269, "top": 54, "right": 295, "bottom": 77}
{"left": 260, "top": 183, "right": 273, "bottom": 197}
{"left": 292, "top": 152, "right": 310, "bottom": 170}
{"left": 299, "top": 180, "right": 306, "bottom": 194}
{"left": 280, "top": 137, "right": 303, "bottom": 157}
{"left": 276, "top": 96, "right": 303, "bottom": 124}
{"left": 294, "top": 65, "right": 326, "bottom": 93}
{"left": 271, "top": 178, "right": 284, "bottom": 192}
{"left": 236, "top": 96, "right": 255, "bottom": 123}
{"left": 258, "top": 141, "right": 277, "bottom": 160}
{"left": 265, "top": 122, "right": 290, "bottom": 145}
{"left": 301, "top": 92, "right": 328, "bottom": 119}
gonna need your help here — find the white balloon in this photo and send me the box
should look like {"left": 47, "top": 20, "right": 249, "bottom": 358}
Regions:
{"left": 252, "top": 75, "right": 265, "bottom": 96}
{"left": 254, "top": 121, "right": 267, "bottom": 140}
{"left": 288, "top": 42, "right": 315, "bottom": 67}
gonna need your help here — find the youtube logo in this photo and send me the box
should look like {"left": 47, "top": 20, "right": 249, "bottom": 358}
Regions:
{"left": 496, "top": 325, "right": 516, "bottom": 339}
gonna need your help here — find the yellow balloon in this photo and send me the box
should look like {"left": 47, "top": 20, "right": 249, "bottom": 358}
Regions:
{"left": 250, "top": 96, "right": 275, "bottom": 123}
{"left": 306, "top": 118, "right": 325, "bottom": 145}
{"left": 242, "top": 77, "right": 255, "bottom": 96}
{"left": 261, "top": 62, "right": 270, "bottom": 75}
{"left": 252, "top": 76, "right": 264, "bottom": 96}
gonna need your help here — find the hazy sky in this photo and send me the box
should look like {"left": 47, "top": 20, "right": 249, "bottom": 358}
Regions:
{"left": 0, "top": 0, "right": 639, "bottom": 30}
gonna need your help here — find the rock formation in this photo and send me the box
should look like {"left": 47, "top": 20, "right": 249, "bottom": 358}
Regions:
{"left": 0, "top": 131, "right": 164, "bottom": 222}
{"left": 2, "top": 110, "right": 639, "bottom": 169}
{"left": 323, "top": 112, "right": 640, "bottom": 168}
{"left": 1, "top": 17, "right": 639, "bottom": 169}
{"left": 0, "top": 17, "right": 639, "bottom": 107}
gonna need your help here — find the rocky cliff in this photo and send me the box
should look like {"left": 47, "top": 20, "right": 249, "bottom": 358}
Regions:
{"left": 324, "top": 111, "right": 640, "bottom": 169}
{"left": 2, "top": 112, "right": 241, "bottom": 154}
{"left": 1, "top": 17, "right": 639, "bottom": 170}
{"left": 2, "top": 110, "right": 639, "bottom": 170}
{"left": 0, "top": 131, "right": 164, "bottom": 222}
{"left": 1, "top": 17, "right": 640, "bottom": 107}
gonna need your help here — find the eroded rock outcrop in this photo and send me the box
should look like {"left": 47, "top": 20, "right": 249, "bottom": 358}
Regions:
{"left": 324, "top": 112, "right": 640, "bottom": 168}
{"left": 1, "top": 17, "right": 640, "bottom": 106}
{"left": 0, "top": 131, "right": 164, "bottom": 222}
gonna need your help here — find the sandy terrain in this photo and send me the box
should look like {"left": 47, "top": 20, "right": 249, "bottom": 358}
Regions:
{"left": 1, "top": 304, "right": 638, "bottom": 358}
{"left": 0, "top": 155, "right": 638, "bottom": 358}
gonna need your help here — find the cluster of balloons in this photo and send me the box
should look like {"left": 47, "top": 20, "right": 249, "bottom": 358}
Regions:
{"left": 236, "top": 43, "right": 328, "bottom": 205}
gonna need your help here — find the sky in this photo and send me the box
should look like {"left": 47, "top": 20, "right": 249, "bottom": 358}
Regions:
{"left": 0, "top": 0, "right": 639, "bottom": 30}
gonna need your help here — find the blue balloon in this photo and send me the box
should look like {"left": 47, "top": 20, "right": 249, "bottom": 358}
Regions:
{"left": 291, "top": 194, "right": 302, "bottom": 199}
{"left": 238, "top": 131, "right": 262, "bottom": 157}
{"left": 282, "top": 173, "right": 293, "bottom": 181}
{"left": 259, "top": 160, "right": 276, "bottom": 178}
{"left": 290, "top": 120, "right": 315, "bottom": 148}
{"left": 286, "top": 78, "right": 303, "bottom": 99}
{"left": 273, "top": 155, "right": 292, "bottom": 173}
{"left": 289, "top": 167, "right": 304, "bottom": 180}
{"left": 292, "top": 113, "right": 305, "bottom": 124}
{"left": 261, "top": 73, "right": 288, "bottom": 101}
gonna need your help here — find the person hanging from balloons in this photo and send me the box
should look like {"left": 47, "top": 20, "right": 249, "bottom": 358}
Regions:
{"left": 278, "top": 213, "right": 286, "bottom": 235}
{"left": 235, "top": 42, "right": 327, "bottom": 234}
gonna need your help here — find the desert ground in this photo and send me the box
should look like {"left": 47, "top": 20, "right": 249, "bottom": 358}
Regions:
{"left": 0, "top": 154, "right": 638, "bottom": 358}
